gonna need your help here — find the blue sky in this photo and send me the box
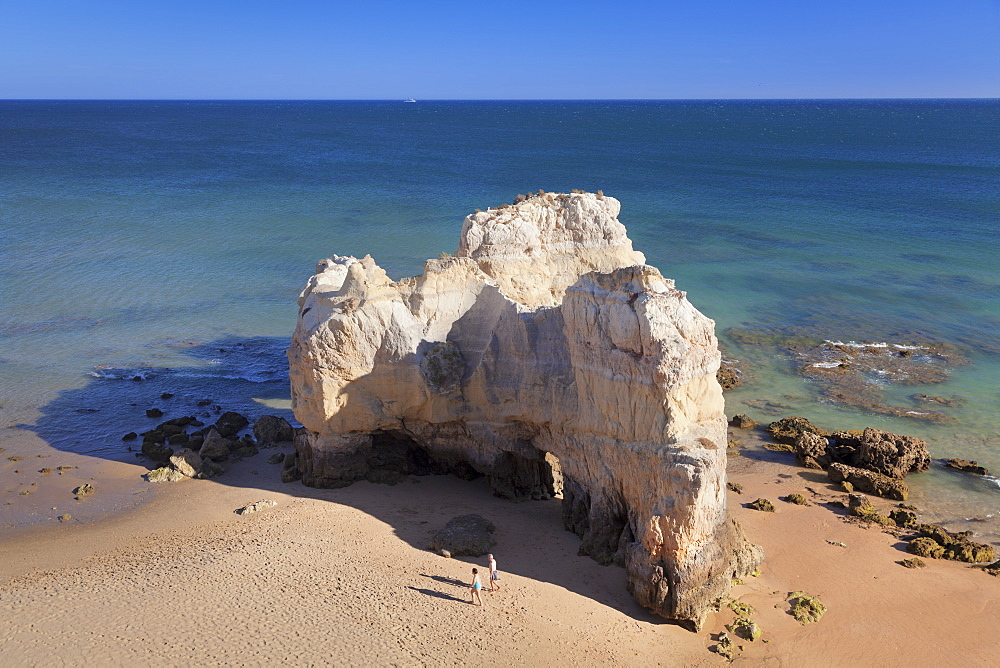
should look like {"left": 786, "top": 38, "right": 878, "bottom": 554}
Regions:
{"left": 1, "top": 0, "right": 997, "bottom": 99}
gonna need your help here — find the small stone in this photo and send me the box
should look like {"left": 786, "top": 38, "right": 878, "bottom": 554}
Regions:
{"left": 58, "top": 514, "right": 71, "bottom": 522}
{"left": 235, "top": 499, "right": 277, "bottom": 515}
{"left": 439, "top": 549, "right": 452, "bottom": 558}
{"left": 782, "top": 493, "right": 808, "bottom": 505}
{"left": 73, "top": 483, "right": 95, "bottom": 499}
{"left": 727, "top": 481, "right": 743, "bottom": 494}
{"left": 729, "top": 414, "right": 757, "bottom": 429}
{"left": 748, "top": 498, "right": 775, "bottom": 512}
{"left": 901, "top": 557, "right": 926, "bottom": 569}
{"left": 148, "top": 467, "right": 186, "bottom": 483}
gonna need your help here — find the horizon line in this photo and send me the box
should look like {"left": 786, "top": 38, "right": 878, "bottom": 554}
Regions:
{"left": 1, "top": 96, "right": 997, "bottom": 103}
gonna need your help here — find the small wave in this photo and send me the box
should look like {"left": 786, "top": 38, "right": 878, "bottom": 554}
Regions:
{"left": 90, "top": 366, "right": 155, "bottom": 380}
{"left": 824, "top": 340, "right": 924, "bottom": 351}
{"left": 811, "top": 361, "right": 843, "bottom": 368}
{"left": 985, "top": 476, "right": 1000, "bottom": 491}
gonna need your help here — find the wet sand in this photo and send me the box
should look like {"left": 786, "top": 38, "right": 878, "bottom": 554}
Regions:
{"left": 1, "top": 430, "right": 998, "bottom": 666}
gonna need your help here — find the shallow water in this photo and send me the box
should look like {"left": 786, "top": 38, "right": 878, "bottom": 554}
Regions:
{"left": 1, "top": 100, "right": 998, "bottom": 540}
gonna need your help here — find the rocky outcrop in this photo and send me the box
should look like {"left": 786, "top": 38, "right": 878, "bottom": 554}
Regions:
{"left": 253, "top": 415, "right": 295, "bottom": 445}
{"left": 828, "top": 463, "right": 909, "bottom": 501}
{"left": 831, "top": 428, "right": 930, "bottom": 479}
{"left": 287, "top": 192, "right": 761, "bottom": 629}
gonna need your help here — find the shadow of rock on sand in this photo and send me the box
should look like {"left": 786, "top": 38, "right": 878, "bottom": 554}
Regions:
{"left": 17, "top": 335, "right": 663, "bottom": 625}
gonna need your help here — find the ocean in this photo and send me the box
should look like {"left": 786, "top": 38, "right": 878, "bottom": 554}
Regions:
{"left": 1, "top": 100, "right": 998, "bottom": 540}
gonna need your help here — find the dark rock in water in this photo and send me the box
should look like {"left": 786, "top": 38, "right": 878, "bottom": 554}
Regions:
{"left": 828, "top": 463, "right": 908, "bottom": 501}
{"left": 167, "top": 432, "right": 189, "bottom": 445}
{"left": 122, "top": 432, "right": 138, "bottom": 441}
{"left": 428, "top": 514, "right": 497, "bottom": 557}
{"left": 940, "top": 458, "right": 989, "bottom": 476}
{"left": 766, "top": 417, "right": 829, "bottom": 445}
{"left": 141, "top": 441, "right": 174, "bottom": 464}
{"left": 748, "top": 498, "right": 775, "bottom": 512}
{"left": 197, "top": 399, "right": 213, "bottom": 407}
{"left": 214, "top": 411, "right": 249, "bottom": 439}
{"left": 831, "top": 428, "right": 930, "bottom": 479}
{"left": 912, "top": 394, "right": 962, "bottom": 407}
{"left": 253, "top": 415, "right": 295, "bottom": 446}
{"left": 159, "top": 424, "right": 184, "bottom": 438}
{"left": 198, "top": 428, "right": 232, "bottom": 462}
{"left": 160, "top": 393, "right": 174, "bottom": 399}
{"left": 717, "top": 360, "right": 742, "bottom": 391}
{"left": 146, "top": 408, "right": 164, "bottom": 418}
{"left": 729, "top": 414, "right": 757, "bottom": 429}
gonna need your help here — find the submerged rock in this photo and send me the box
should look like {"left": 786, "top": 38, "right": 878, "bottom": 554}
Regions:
{"left": 717, "top": 359, "right": 742, "bottom": 390}
{"left": 287, "top": 192, "right": 761, "bottom": 629}
{"left": 729, "top": 414, "right": 757, "bottom": 429}
{"left": 940, "top": 458, "right": 988, "bottom": 476}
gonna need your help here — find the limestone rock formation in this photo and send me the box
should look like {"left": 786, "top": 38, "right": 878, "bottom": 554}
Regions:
{"left": 287, "top": 191, "right": 762, "bottom": 629}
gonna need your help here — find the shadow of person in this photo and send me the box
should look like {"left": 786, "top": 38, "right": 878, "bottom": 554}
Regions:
{"left": 420, "top": 573, "right": 468, "bottom": 589}
{"left": 407, "top": 586, "right": 466, "bottom": 603}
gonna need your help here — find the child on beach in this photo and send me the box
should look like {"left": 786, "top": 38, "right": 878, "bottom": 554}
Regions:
{"left": 487, "top": 554, "right": 501, "bottom": 592}
{"left": 469, "top": 568, "right": 484, "bottom": 606}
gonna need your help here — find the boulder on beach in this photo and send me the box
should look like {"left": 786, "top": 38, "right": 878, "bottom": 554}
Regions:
{"left": 169, "top": 448, "right": 204, "bottom": 478}
{"left": 214, "top": 411, "right": 249, "bottom": 439}
{"left": 198, "top": 428, "right": 232, "bottom": 462}
{"left": 73, "top": 483, "right": 95, "bottom": 499}
{"left": 148, "top": 466, "right": 186, "bottom": 483}
{"left": 428, "top": 514, "right": 497, "bottom": 557}
{"left": 766, "top": 417, "right": 829, "bottom": 445}
{"left": 253, "top": 415, "right": 294, "bottom": 445}
{"left": 832, "top": 428, "right": 930, "bottom": 479}
{"left": 235, "top": 499, "right": 277, "bottom": 515}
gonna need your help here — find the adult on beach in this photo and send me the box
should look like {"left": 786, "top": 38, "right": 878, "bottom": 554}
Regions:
{"left": 469, "top": 568, "right": 484, "bottom": 606}
{"left": 487, "top": 554, "right": 501, "bottom": 592}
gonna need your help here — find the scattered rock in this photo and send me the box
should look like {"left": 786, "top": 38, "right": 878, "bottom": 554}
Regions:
{"left": 847, "top": 493, "right": 894, "bottom": 525}
{"left": 787, "top": 591, "right": 826, "bottom": 624}
{"left": 711, "top": 633, "right": 735, "bottom": 661}
{"left": 907, "top": 537, "right": 945, "bottom": 559}
{"left": 8, "top": 456, "right": 24, "bottom": 462}
{"left": 122, "top": 432, "right": 138, "bottom": 441}
{"left": 146, "top": 408, "right": 163, "bottom": 418}
{"left": 73, "top": 483, "right": 95, "bottom": 499}
{"left": 253, "top": 415, "right": 294, "bottom": 445}
{"left": 729, "top": 414, "right": 757, "bottom": 429}
{"left": 428, "top": 514, "right": 496, "bottom": 557}
{"left": 940, "top": 459, "right": 988, "bottom": 476}
{"left": 748, "top": 499, "right": 775, "bottom": 513}
{"left": 58, "top": 514, "right": 71, "bottom": 523}
{"left": 826, "top": 540, "right": 847, "bottom": 548}
{"left": 782, "top": 493, "right": 808, "bottom": 506}
{"left": 214, "top": 411, "right": 249, "bottom": 439}
{"left": 141, "top": 441, "right": 174, "bottom": 464}
{"left": 279, "top": 451, "right": 301, "bottom": 483}
{"left": 438, "top": 549, "right": 452, "bottom": 558}
{"left": 729, "top": 617, "right": 761, "bottom": 642}
{"left": 39, "top": 468, "right": 52, "bottom": 475}
{"left": 267, "top": 452, "right": 285, "bottom": 465}
{"left": 726, "top": 481, "right": 743, "bottom": 494}
{"left": 169, "top": 448, "right": 204, "bottom": 478}
{"left": 828, "top": 463, "right": 908, "bottom": 501}
{"left": 901, "top": 557, "right": 926, "bottom": 569}
{"left": 908, "top": 525, "right": 995, "bottom": 563}
{"left": 831, "top": 428, "right": 930, "bottom": 479}
{"left": 979, "top": 560, "right": 1000, "bottom": 577}
{"left": 888, "top": 508, "right": 918, "bottom": 528}
{"left": 148, "top": 467, "right": 186, "bottom": 483}
{"left": 235, "top": 499, "right": 277, "bottom": 515}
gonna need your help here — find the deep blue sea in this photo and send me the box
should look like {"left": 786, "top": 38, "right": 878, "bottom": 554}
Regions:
{"left": 1, "top": 100, "right": 998, "bottom": 539}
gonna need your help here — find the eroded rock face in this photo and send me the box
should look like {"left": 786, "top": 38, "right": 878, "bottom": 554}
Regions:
{"left": 287, "top": 192, "right": 761, "bottom": 629}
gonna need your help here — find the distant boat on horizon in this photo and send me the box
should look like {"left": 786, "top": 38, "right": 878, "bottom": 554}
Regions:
{"left": 404, "top": 99, "right": 416, "bottom": 103}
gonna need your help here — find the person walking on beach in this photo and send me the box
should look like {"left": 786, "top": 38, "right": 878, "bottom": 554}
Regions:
{"left": 487, "top": 554, "right": 501, "bottom": 592}
{"left": 469, "top": 568, "right": 484, "bottom": 606}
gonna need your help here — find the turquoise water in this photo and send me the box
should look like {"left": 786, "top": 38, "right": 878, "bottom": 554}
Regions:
{"left": 1, "top": 100, "right": 998, "bottom": 538}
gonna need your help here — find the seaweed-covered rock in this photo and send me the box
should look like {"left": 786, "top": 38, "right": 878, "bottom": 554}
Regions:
{"left": 941, "top": 459, "right": 988, "bottom": 476}
{"left": 729, "top": 617, "right": 761, "bottom": 642}
{"left": 832, "top": 428, "right": 930, "bottom": 479}
{"left": 847, "top": 493, "right": 893, "bottom": 525}
{"left": 748, "top": 498, "right": 775, "bottom": 512}
{"left": 980, "top": 560, "right": 1000, "bottom": 576}
{"left": 148, "top": 467, "right": 186, "bottom": 483}
{"left": 766, "top": 417, "right": 829, "bottom": 445}
{"left": 828, "top": 463, "right": 908, "bottom": 501}
{"left": 782, "top": 493, "right": 808, "bottom": 506}
{"left": 908, "top": 537, "right": 945, "bottom": 559}
{"left": 727, "top": 481, "right": 743, "bottom": 494}
{"left": 428, "top": 514, "right": 496, "bottom": 557}
{"left": 889, "top": 508, "right": 918, "bottom": 528}
{"left": 253, "top": 415, "right": 295, "bottom": 445}
{"left": 911, "top": 524, "right": 995, "bottom": 563}
{"left": 717, "top": 360, "right": 742, "bottom": 390}
{"left": 793, "top": 431, "right": 831, "bottom": 469}
{"left": 901, "top": 557, "right": 925, "bottom": 569}
{"left": 711, "top": 633, "right": 735, "bottom": 661}
{"left": 787, "top": 591, "right": 826, "bottom": 624}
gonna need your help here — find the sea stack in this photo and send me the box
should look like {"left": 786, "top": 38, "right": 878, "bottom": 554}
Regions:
{"left": 287, "top": 191, "right": 762, "bottom": 629}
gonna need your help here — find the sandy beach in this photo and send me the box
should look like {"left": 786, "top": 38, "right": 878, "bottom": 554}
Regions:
{"left": 2, "top": 425, "right": 998, "bottom": 666}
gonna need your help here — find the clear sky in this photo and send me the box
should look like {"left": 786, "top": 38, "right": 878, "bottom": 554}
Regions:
{"left": 1, "top": 0, "right": 997, "bottom": 99}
